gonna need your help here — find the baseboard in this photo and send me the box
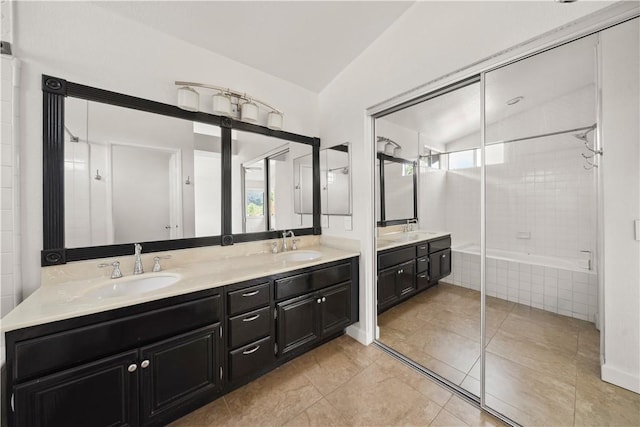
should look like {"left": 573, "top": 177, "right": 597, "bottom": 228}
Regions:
{"left": 601, "top": 363, "right": 640, "bottom": 393}
{"left": 346, "top": 323, "right": 372, "bottom": 345}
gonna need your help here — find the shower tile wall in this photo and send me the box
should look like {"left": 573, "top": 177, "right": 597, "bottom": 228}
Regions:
{"left": 486, "top": 135, "right": 596, "bottom": 260}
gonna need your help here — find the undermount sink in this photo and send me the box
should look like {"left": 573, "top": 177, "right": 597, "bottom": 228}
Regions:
{"left": 84, "top": 274, "right": 181, "bottom": 299}
{"left": 277, "top": 250, "right": 322, "bottom": 262}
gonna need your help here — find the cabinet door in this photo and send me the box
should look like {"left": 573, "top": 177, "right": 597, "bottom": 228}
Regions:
{"left": 140, "top": 324, "right": 221, "bottom": 426}
{"left": 395, "top": 260, "right": 416, "bottom": 299}
{"left": 319, "top": 282, "right": 352, "bottom": 337}
{"left": 14, "top": 350, "right": 139, "bottom": 427}
{"left": 439, "top": 249, "right": 452, "bottom": 278}
{"left": 276, "top": 294, "right": 320, "bottom": 357}
{"left": 377, "top": 267, "right": 399, "bottom": 311}
{"left": 429, "top": 251, "right": 442, "bottom": 283}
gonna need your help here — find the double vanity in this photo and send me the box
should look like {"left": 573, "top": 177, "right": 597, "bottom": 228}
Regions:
{"left": 377, "top": 230, "right": 451, "bottom": 313}
{"left": 2, "top": 240, "right": 359, "bottom": 426}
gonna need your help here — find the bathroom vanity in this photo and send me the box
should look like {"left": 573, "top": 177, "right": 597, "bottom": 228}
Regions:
{"left": 3, "top": 248, "right": 359, "bottom": 427}
{"left": 376, "top": 233, "right": 451, "bottom": 313}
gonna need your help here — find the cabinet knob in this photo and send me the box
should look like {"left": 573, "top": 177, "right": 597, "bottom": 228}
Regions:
{"left": 317, "top": 298, "right": 322, "bottom": 304}
{"left": 322, "top": 297, "right": 326, "bottom": 302}
{"left": 397, "top": 269, "right": 403, "bottom": 274}
{"left": 141, "top": 360, "right": 150, "bottom": 369}
{"left": 128, "top": 364, "right": 137, "bottom": 373}
{"left": 442, "top": 254, "right": 446, "bottom": 258}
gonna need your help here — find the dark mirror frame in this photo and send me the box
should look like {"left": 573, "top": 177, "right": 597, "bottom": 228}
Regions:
{"left": 376, "top": 153, "right": 417, "bottom": 227}
{"left": 41, "top": 75, "right": 321, "bottom": 266}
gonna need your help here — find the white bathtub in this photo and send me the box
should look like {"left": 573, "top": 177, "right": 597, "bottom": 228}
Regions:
{"left": 447, "top": 244, "right": 598, "bottom": 323}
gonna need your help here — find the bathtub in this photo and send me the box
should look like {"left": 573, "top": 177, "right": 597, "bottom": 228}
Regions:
{"left": 446, "top": 244, "right": 598, "bottom": 323}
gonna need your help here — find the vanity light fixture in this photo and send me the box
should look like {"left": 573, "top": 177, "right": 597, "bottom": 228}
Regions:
{"left": 177, "top": 86, "right": 199, "bottom": 112}
{"left": 377, "top": 136, "right": 402, "bottom": 157}
{"left": 175, "top": 81, "right": 284, "bottom": 130}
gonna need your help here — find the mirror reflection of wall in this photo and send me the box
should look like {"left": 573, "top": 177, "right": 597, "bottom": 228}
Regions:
{"left": 296, "top": 143, "right": 352, "bottom": 217}
{"left": 64, "top": 99, "right": 222, "bottom": 248}
{"left": 234, "top": 131, "right": 312, "bottom": 234}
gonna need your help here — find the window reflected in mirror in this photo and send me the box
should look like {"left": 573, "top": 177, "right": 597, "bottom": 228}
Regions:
{"left": 64, "top": 99, "right": 222, "bottom": 248}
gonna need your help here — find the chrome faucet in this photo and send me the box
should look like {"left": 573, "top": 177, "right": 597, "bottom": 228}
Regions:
{"left": 405, "top": 219, "right": 418, "bottom": 232}
{"left": 133, "top": 243, "right": 144, "bottom": 275}
{"left": 98, "top": 261, "right": 122, "bottom": 279}
{"left": 282, "top": 230, "right": 295, "bottom": 252}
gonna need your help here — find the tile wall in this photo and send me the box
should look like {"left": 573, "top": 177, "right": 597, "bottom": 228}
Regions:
{"left": 1, "top": 55, "right": 21, "bottom": 318}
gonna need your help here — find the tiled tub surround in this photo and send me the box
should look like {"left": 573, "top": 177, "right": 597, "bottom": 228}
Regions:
{"left": 1, "top": 235, "right": 359, "bottom": 332}
{"left": 449, "top": 245, "right": 597, "bottom": 322}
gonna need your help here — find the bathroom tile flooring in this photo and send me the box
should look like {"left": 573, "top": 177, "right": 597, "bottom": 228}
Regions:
{"left": 378, "top": 283, "right": 640, "bottom": 426}
{"left": 169, "top": 334, "right": 505, "bottom": 427}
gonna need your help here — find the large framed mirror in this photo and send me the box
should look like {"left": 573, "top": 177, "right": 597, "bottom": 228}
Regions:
{"left": 42, "top": 75, "right": 320, "bottom": 265}
{"left": 376, "top": 153, "right": 417, "bottom": 226}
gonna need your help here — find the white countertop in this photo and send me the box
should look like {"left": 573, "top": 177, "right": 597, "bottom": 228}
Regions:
{"left": 1, "top": 244, "right": 359, "bottom": 333}
{"left": 376, "top": 231, "right": 451, "bottom": 252}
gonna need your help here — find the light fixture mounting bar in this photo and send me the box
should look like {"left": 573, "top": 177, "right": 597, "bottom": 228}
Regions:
{"left": 175, "top": 81, "right": 283, "bottom": 114}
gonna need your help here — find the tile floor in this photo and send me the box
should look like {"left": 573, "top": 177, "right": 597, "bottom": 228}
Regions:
{"left": 169, "top": 334, "right": 505, "bottom": 427}
{"left": 378, "top": 282, "right": 640, "bottom": 426}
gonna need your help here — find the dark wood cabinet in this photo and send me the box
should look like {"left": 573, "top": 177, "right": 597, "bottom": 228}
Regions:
{"left": 377, "top": 235, "right": 451, "bottom": 313}
{"left": 377, "top": 260, "right": 415, "bottom": 312}
{"left": 140, "top": 325, "right": 221, "bottom": 426}
{"left": 277, "top": 293, "right": 321, "bottom": 356}
{"left": 6, "top": 257, "right": 359, "bottom": 427}
{"left": 277, "top": 281, "right": 354, "bottom": 358}
{"left": 14, "top": 350, "right": 139, "bottom": 427}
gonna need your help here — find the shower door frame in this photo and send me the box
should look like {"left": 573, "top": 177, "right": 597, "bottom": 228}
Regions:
{"left": 367, "top": 3, "right": 639, "bottom": 426}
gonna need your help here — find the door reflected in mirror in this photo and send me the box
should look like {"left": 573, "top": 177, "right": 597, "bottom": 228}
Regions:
{"left": 64, "top": 99, "right": 222, "bottom": 248}
{"left": 234, "top": 131, "right": 313, "bottom": 234}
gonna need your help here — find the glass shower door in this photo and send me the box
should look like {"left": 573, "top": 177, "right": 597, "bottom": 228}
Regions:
{"left": 482, "top": 35, "right": 599, "bottom": 425}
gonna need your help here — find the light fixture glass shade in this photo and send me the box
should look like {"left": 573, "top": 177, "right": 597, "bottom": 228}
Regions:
{"left": 393, "top": 146, "right": 402, "bottom": 157}
{"left": 377, "top": 140, "right": 387, "bottom": 152}
{"left": 267, "top": 111, "right": 284, "bottom": 130}
{"left": 212, "top": 93, "right": 232, "bottom": 116}
{"left": 240, "top": 101, "right": 259, "bottom": 123}
{"left": 385, "top": 142, "right": 395, "bottom": 155}
{"left": 177, "top": 86, "right": 199, "bottom": 112}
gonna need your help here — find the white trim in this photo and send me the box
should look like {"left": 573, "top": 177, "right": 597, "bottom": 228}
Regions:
{"left": 345, "top": 324, "right": 368, "bottom": 345}
{"left": 602, "top": 363, "right": 640, "bottom": 394}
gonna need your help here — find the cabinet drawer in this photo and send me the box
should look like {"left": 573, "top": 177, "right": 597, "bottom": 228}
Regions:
{"left": 228, "top": 336, "right": 274, "bottom": 383}
{"left": 378, "top": 247, "right": 415, "bottom": 270}
{"left": 275, "top": 263, "right": 351, "bottom": 300}
{"left": 416, "top": 256, "right": 429, "bottom": 273}
{"left": 429, "top": 237, "right": 451, "bottom": 253}
{"left": 416, "top": 243, "right": 429, "bottom": 258}
{"left": 227, "top": 282, "right": 270, "bottom": 316}
{"left": 416, "top": 272, "right": 431, "bottom": 291}
{"left": 14, "top": 295, "right": 221, "bottom": 382}
{"left": 228, "top": 306, "right": 271, "bottom": 349}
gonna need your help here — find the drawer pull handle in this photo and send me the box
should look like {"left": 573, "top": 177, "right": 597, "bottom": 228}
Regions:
{"left": 419, "top": 246, "right": 426, "bottom": 250}
{"left": 401, "top": 287, "right": 413, "bottom": 295}
{"left": 419, "top": 274, "right": 426, "bottom": 279}
{"left": 243, "top": 345, "right": 261, "bottom": 355}
{"left": 243, "top": 314, "right": 260, "bottom": 322}
{"left": 128, "top": 364, "right": 137, "bottom": 373}
{"left": 141, "top": 360, "right": 150, "bottom": 369}
{"left": 242, "top": 290, "right": 260, "bottom": 297}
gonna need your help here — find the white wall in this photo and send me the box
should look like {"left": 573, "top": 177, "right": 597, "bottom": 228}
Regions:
{"left": 600, "top": 18, "right": 640, "bottom": 393}
{"left": 14, "top": 2, "right": 319, "bottom": 298}
{"left": 318, "top": 0, "right": 612, "bottom": 344}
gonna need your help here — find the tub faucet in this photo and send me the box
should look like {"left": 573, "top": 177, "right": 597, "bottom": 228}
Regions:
{"left": 133, "top": 243, "right": 144, "bottom": 275}
{"left": 282, "top": 231, "right": 295, "bottom": 252}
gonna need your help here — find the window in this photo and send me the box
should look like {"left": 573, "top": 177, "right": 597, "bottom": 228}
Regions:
{"left": 402, "top": 163, "right": 414, "bottom": 176}
{"left": 245, "top": 190, "right": 264, "bottom": 217}
{"left": 448, "top": 149, "right": 475, "bottom": 170}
